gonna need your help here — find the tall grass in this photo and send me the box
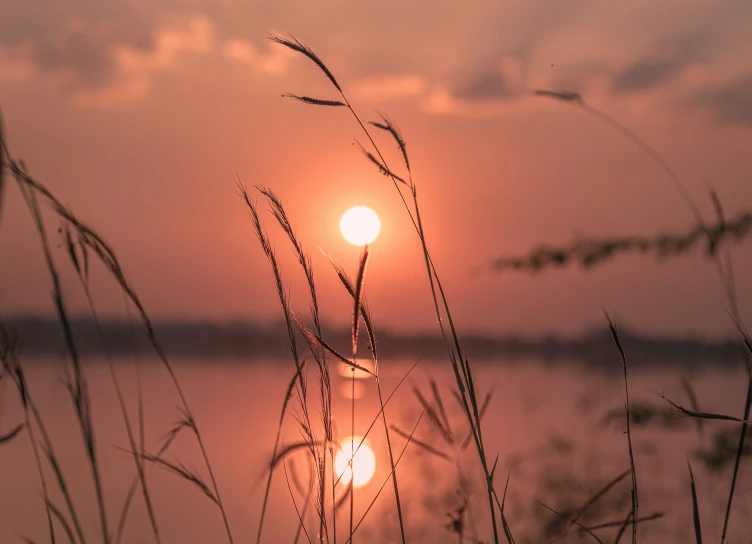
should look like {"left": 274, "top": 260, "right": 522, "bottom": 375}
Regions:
{"left": 63, "top": 221, "right": 161, "bottom": 543}
{"left": 261, "top": 35, "right": 752, "bottom": 543}
{"left": 19, "top": 163, "right": 111, "bottom": 544}
{"left": 1, "top": 324, "right": 59, "bottom": 544}
{"left": 269, "top": 32, "right": 507, "bottom": 544}
{"left": 240, "top": 184, "right": 330, "bottom": 542}
{"left": 240, "top": 182, "right": 426, "bottom": 543}
{"left": 1, "top": 113, "right": 234, "bottom": 543}
{"left": 516, "top": 90, "right": 752, "bottom": 543}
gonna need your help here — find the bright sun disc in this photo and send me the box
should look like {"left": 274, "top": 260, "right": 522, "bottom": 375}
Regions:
{"left": 340, "top": 206, "right": 380, "bottom": 246}
{"left": 335, "top": 436, "right": 375, "bottom": 488}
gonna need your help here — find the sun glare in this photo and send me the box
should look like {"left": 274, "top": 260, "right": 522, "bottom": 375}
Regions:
{"left": 335, "top": 436, "right": 376, "bottom": 488}
{"left": 340, "top": 206, "right": 380, "bottom": 246}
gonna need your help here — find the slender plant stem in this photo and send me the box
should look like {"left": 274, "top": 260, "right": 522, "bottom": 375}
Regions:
{"left": 17, "top": 179, "right": 111, "bottom": 544}
{"left": 349, "top": 369, "right": 355, "bottom": 541}
{"left": 340, "top": 94, "right": 498, "bottom": 544}
{"left": 721, "top": 363, "right": 752, "bottom": 543}
{"left": 81, "top": 286, "right": 161, "bottom": 543}
{"left": 571, "top": 101, "right": 749, "bottom": 542}
{"left": 1, "top": 328, "right": 57, "bottom": 544}
{"left": 3, "top": 141, "right": 234, "bottom": 544}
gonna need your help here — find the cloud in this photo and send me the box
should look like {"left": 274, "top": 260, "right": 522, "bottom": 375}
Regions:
{"left": 696, "top": 74, "right": 752, "bottom": 125}
{"left": 420, "top": 84, "right": 539, "bottom": 118}
{"left": 2, "top": 0, "right": 748, "bottom": 121}
{"left": 454, "top": 71, "right": 510, "bottom": 102}
{"left": 72, "top": 15, "right": 215, "bottom": 107}
{"left": 612, "top": 55, "right": 686, "bottom": 93}
{"left": 0, "top": 45, "right": 34, "bottom": 81}
{"left": 450, "top": 57, "right": 524, "bottom": 103}
{"left": 221, "top": 38, "right": 294, "bottom": 75}
{"left": 1, "top": 14, "right": 216, "bottom": 107}
{"left": 32, "top": 20, "right": 120, "bottom": 88}
{"left": 416, "top": 56, "right": 535, "bottom": 116}
{"left": 351, "top": 74, "right": 426, "bottom": 102}
{"left": 611, "top": 36, "right": 706, "bottom": 94}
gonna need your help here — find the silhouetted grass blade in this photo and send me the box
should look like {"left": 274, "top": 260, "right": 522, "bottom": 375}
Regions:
{"left": 688, "top": 461, "right": 703, "bottom": 544}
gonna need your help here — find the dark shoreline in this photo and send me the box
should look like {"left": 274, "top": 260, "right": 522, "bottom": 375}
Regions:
{"left": 3, "top": 316, "right": 746, "bottom": 368}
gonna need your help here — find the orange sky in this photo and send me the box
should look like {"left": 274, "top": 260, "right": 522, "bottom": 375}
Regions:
{"left": 1, "top": 0, "right": 752, "bottom": 336}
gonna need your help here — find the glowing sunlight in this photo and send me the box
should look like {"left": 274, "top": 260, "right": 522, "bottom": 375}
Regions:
{"left": 340, "top": 206, "right": 380, "bottom": 246}
{"left": 335, "top": 436, "right": 376, "bottom": 488}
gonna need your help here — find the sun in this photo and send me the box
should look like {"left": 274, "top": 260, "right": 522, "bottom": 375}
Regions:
{"left": 340, "top": 206, "right": 380, "bottom": 246}
{"left": 335, "top": 436, "right": 376, "bottom": 488}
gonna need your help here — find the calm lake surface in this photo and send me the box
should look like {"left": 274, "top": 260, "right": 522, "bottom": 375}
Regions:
{"left": 1, "top": 356, "right": 749, "bottom": 543}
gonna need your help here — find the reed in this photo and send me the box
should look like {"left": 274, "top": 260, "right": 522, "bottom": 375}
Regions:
{"left": 1, "top": 112, "right": 234, "bottom": 544}
{"left": 604, "top": 311, "right": 639, "bottom": 544}
{"left": 269, "top": 32, "right": 505, "bottom": 543}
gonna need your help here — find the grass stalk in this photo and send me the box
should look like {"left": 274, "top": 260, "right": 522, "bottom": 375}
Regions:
{"left": 344, "top": 411, "right": 424, "bottom": 543}
{"left": 268, "top": 33, "right": 502, "bottom": 541}
{"left": 604, "top": 311, "right": 638, "bottom": 544}
{"left": 349, "top": 369, "right": 355, "bottom": 542}
{"left": 536, "top": 500, "right": 604, "bottom": 544}
{"left": 688, "top": 460, "right": 702, "bottom": 544}
{"left": 534, "top": 93, "right": 752, "bottom": 541}
{"left": 16, "top": 172, "right": 110, "bottom": 544}
{"left": 1, "top": 326, "right": 87, "bottom": 544}
{"left": 534, "top": 90, "right": 740, "bottom": 325}
{"left": 256, "top": 364, "right": 305, "bottom": 543}
{"left": 283, "top": 456, "right": 314, "bottom": 544}
{"left": 240, "top": 185, "right": 330, "bottom": 543}
{"left": 2, "top": 133, "right": 234, "bottom": 544}
{"left": 75, "top": 276, "right": 161, "bottom": 543}
{"left": 1, "top": 327, "right": 56, "bottom": 544}
{"left": 720, "top": 319, "right": 752, "bottom": 543}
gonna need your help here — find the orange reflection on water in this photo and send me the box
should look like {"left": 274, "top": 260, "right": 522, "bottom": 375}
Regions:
{"left": 335, "top": 436, "right": 376, "bottom": 488}
{"left": 339, "top": 381, "right": 366, "bottom": 399}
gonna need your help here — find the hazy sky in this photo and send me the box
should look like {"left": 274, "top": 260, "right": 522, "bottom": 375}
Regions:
{"left": 1, "top": 0, "right": 751, "bottom": 336}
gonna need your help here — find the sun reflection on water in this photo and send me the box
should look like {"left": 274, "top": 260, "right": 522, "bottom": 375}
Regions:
{"left": 335, "top": 436, "right": 376, "bottom": 488}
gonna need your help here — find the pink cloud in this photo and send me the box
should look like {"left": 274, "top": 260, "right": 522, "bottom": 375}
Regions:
{"left": 221, "top": 38, "right": 295, "bottom": 75}
{"left": 351, "top": 74, "right": 427, "bottom": 102}
{"left": 0, "top": 45, "right": 35, "bottom": 82}
{"left": 74, "top": 15, "right": 215, "bottom": 107}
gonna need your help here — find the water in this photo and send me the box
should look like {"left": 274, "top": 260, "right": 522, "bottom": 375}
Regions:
{"left": 0, "top": 356, "right": 749, "bottom": 543}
